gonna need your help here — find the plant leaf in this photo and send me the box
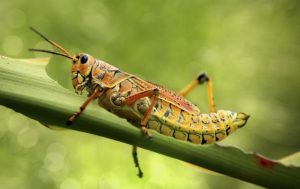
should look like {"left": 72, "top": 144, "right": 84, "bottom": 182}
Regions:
{"left": 0, "top": 56, "right": 299, "bottom": 188}
{"left": 280, "top": 152, "right": 300, "bottom": 167}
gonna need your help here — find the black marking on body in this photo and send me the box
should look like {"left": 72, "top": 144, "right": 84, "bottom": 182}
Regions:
{"left": 154, "top": 101, "right": 159, "bottom": 110}
{"left": 212, "top": 118, "right": 219, "bottom": 123}
{"left": 96, "top": 72, "right": 105, "bottom": 80}
{"left": 113, "top": 69, "right": 121, "bottom": 76}
{"left": 187, "top": 134, "right": 192, "bottom": 142}
{"left": 163, "top": 109, "right": 171, "bottom": 118}
{"left": 220, "top": 117, "right": 225, "bottom": 122}
{"left": 189, "top": 117, "right": 196, "bottom": 128}
{"left": 172, "top": 130, "right": 176, "bottom": 138}
{"left": 201, "top": 135, "right": 207, "bottom": 144}
{"left": 177, "top": 111, "right": 183, "bottom": 123}
{"left": 158, "top": 124, "right": 162, "bottom": 133}
{"left": 163, "top": 104, "right": 175, "bottom": 120}
{"left": 177, "top": 110, "right": 185, "bottom": 124}
{"left": 226, "top": 127, "right": 230, "bottom": 135}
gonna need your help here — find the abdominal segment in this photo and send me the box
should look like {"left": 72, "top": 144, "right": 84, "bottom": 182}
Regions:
{"left": 146, "top": 99, "right": 238, "bottom": 144}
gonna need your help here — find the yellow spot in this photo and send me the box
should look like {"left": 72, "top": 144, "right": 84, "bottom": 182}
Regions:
{"left": 160, "top": 125, "right": 174, "bottom": 136}
{"left": 215, "top": 131, "right": 226, "bottom": 141}
{"left": 203, "top": 134, "right": 215, "bottom": 144}
{"left": 189, "top": 134, "right": 202, "bottom": 144}
{"left": 148, "top": 120, "right": 161, "bottom": 133}
{"left": 174, "top": 131, "right": 188, "bottom": 141}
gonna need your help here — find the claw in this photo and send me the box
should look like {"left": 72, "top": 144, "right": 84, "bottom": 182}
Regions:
{"left": 141, "top": 126, "right": 152, "bottom": 139}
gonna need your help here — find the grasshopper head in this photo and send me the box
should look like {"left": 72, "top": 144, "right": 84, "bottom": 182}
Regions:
{"left": 71, "top": 53, "right": 95, "bottom": 90}
{"left": 29, "top": 27, "right": 97, "bottom": 94}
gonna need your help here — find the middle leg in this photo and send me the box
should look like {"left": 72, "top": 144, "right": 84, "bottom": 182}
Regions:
{"left": 122, "top": 88, "right": 159, "bottom": 178}
{"left": 123, "top": 88, "right": 159, "bottom": 138}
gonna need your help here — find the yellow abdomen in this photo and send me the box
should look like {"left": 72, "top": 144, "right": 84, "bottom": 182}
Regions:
{"left": 147, "top": 99, "right": 249, "bottom": 144}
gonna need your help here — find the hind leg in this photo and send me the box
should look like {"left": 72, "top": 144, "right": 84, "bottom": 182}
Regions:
{"left": 178, "top": 72, "right": 215, "bottom": 113}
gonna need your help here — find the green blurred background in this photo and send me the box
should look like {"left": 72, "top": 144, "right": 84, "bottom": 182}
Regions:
{"left": 0, "top": 0, "right": 300, "bottom": 188}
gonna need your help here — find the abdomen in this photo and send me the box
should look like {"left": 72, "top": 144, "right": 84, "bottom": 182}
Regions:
{"left": 147, "top": 100, "right": 244, "bottom": 144}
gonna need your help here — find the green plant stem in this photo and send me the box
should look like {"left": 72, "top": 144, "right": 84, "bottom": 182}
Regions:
{"left": 0, "top": 56, "right": 299, "bottom": 188}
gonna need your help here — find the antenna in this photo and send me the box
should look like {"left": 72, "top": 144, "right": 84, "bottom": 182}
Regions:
{"left": 30, "top": 27, "right": 72, "bottom": 58}
{"left": 29, "top": 48, "right": 74, "bottom": 60}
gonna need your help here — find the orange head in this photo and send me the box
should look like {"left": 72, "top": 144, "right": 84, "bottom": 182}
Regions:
{"left": 29, "top": 27, "right": 98, "bottom": 92}
{"left": 71, "top": 53, "right": 95, "bottom": 89}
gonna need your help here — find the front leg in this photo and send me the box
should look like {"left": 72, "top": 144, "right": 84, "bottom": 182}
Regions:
{"left": 66, "top": 88, "right": 101, "bottom": 125}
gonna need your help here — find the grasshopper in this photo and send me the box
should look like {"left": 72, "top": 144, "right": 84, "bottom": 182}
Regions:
{"left": 29, "top": 27, "right": 249, "bottom": 178}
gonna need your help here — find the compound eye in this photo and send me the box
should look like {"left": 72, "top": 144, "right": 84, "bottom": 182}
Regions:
{"left": 80, "top": 54, "right": 88, "bottom": 64}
